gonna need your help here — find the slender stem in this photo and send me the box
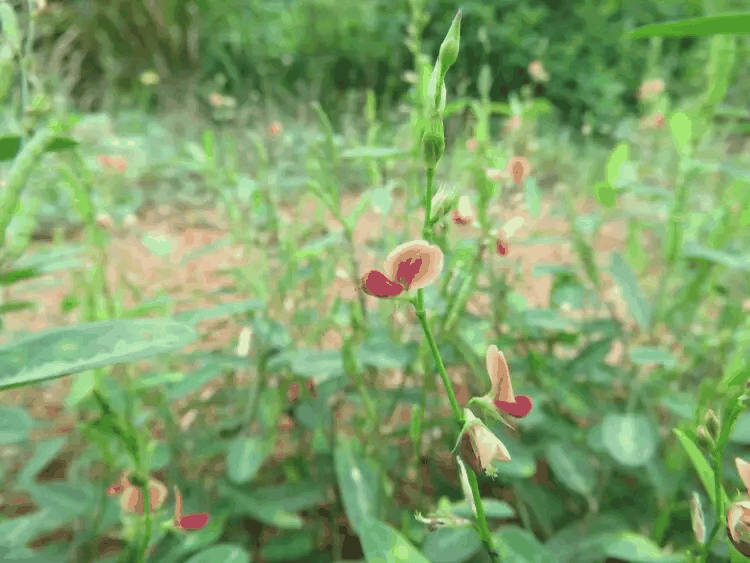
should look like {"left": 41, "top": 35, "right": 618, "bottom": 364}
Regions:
{"left": 20, "top": 0, "right": 35, "bottom": 136}
{"left": 466, "top": 467, "right": 501, "bottom": 562}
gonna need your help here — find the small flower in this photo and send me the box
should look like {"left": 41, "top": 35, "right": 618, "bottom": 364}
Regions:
{"left": 97, "top": 154, "right": 127, "bottom": 173}
{"left": 236, "top": 326, "right": 252, "bottom": 357}
{"left": 581, "top": 123, "right": 592, "bottom": 136}
{"left": 637, "top": 78, "right": 665, "bottom": 101}
{"left": 496, "top": 239, "right": 509, "bottom": 256}
{"left": 641, "top": 112, "right": 665, "bottom": 130}
{"left": 458, "top": 409, "right": 511, "bottom": 474}
{"left": 173, "top": 486, "right": 210, "bottom": 531}
{"left": 483, "top": 345, "right": 532, "bottom": 418}
{"left": 360, "top": 240, "right": 444, "bottom": 298}
{"left": 208, "top": 92, "right": 224, "bottom": 108}
{"left": 139, "top": 70, "right": 160, "bottom": 86}
{"left": 690, "top": 492, "right": 706, "bottom": 544}
{"left": 269, "top": 121, "right": 283, "bottom": 137}
{"left": 504, "top": 114, "right": 522, "bottom": 132}
{"left": 506, "top": 156, "right": 531, "bottom": 187}
{"left": 466, "top": 138, "right": 478, "bottom": 153}
{"left": 108, "top": 472, "right": 168, "bottom": 516}
{"left": 96, "top": 212, "right": 113, "bottom": 229}
{"left": 727, "top": 458, "right": 750, "bottom": 556}
{"left": 451, "top": 196, "right": 474, "bottom": 225}
{"left": 528, "top": 60, "right": 549, "bottom": 83}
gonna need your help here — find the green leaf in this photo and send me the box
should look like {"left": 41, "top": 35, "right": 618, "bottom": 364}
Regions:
{"left": 604, "top": 532, "right": 688, "bottom": 562}
{"left": 602, "top": 414, "right": 657, "bottom": 467}
{"left": 174, "top": 299, "right": 265, "bottom": 326}
{"left": 219, "top": 483, "right": 304, "bottom": 529}
{"left": 184, "top": 544, "right": 251, "bottom": 563}
{"left": 0, "top": 319, "right": 198, "bottom": 390}
{"left": 359, "top": 519, "right": 430, "bottom": 563}
{"left": 451, "top": 499, "right": 515, "bottom": 520}
{"left": 729, "top": 412, "right": 750, "bottom": 444}
{"left": 359, "top": 337, "right": 414, "bottom": 369}
{"left": 290, "top": 349, "right": 344, "bottom": 381}
{"left": 610, "top": 252, "right": 651, "bottom": 330}
{"left": 669, "top": 113, "right": 692, "bottom": 154}
{"left": 606, "top": 143, "right": 629, "bottom": 186}
{"left": 525, "top": 177, "right": 541, "bottom": 218}
{"left": 421, "top": 528, "right": 482, "bottom": 563}
{"left": 494, "top": 526, "right": 555, "bottom": 563}
{"left": 682, "top": 242, "right": 750, "bottom": 271}
{"left": 0, "top": 135, "right": 78, "bottom": 162}
{"left": 260, "top": 529, "right": 315, "bottom": 561}
{"left": 595, "top": 183, "right": 617, "bottom": 208}
{"left": 140, "top": 233, "right": 177, "bottom": 258}
{"left": 0, "top": 406, "right": 34, "bottom": 444}
{"left": 524, "top": 309, "right": 576, "bottom": 332}
{"left": 27, "top": 482, "right": 96, "bottom": 518}
{"left": 334, "top": 435, "right": 381, "bottom": 536}
{"left": 0, "top": 509, "right": 67, "bottom": 547}
{"left": 226, "top": 437, "right": 271, "bottom": 484}
{"left": 251, "top": 481, "right": 327, "bottom": 512}
{"left": 673, "top": 429, "right": 728, "bottom": 509}
{"left": 545, "top": 442, "right": 597, "bottom": 496}
{"left": 628, "top": 346, "right": 676, "bottom": 367}
{"left": 631, "top": 14, "right": 750, "bottom": 38}
{"left": 18, "top": 438, "right": 66, "bottom": 488}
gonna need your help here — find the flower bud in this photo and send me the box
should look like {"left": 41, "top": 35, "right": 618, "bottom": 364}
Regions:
{"left": 421, "top": 116, "right": 445, "bottom": 169}
{"left": 430, "top": 186, "right": 458, "bottom": 219}
{"left": 436, "top": 11, "right": 462, "bottom": 80}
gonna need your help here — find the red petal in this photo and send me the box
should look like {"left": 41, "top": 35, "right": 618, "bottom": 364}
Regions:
{"left": 394, "top": 258, "right": 423, "bottom": 288}
{"left": 179, "top": 513, "right": 210, "bottom": 530}
{"left": 496, "top": 239, "right": 509, "bottom": 256}
{"left": 360, "top": 270, "right": 404, "bottom": 298}
{"left": 495, "top": 395, "right": 532, "bottom": 418}
{"left": 107, "top": 485, "right": 123, "bottom": 496}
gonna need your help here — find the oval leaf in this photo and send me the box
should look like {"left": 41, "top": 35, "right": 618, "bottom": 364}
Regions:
{"left": 360, "top": 519, "right": 430, "bottom": 563}
{"left": 610, "top": 251, "right": 651, "bottom": 330}
{"left": 602, "top": 414, "right": 656, "bottom": 467}
{"left": 0, "top": 406, "right": 34, "bottom": 445}
{"left": 184, "top": 544, "right": 250, "bottom": 563}
{"left": 421, "top": 528, "right": 482, "bottom": 563}
{"left": 0, "top": 319, "right": 198, "bottom": 390}
{"left": 334, "top": 435, "right": 381, "bottom": 536}
{"left": 545, "top": 442, "right": 597, "bottom": 496}
{"left": 226, "top": 437, "right": 271, "bottom": 484}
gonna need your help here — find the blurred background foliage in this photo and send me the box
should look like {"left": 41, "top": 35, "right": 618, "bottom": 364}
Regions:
{"left": 26, "top": 0, "right": 750, "bottom": 131}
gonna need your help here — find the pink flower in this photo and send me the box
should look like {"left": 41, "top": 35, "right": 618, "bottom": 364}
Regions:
{"left": 466, "top": 138, "right": 478, "bottom": 153}
{"left": 107, "top": 472, "right": 168, "bottom": 516}
{"left": 360, "top": 240, "right": 444, "bottom": 298}
{"left": 637, "top": 79, "right": 665, "bottom": 101}
{"left": 269, "top": 121, "right": 283, "bottom": 137}
{"left": 504, "top": 115, "right": 522, "bottom": 132}
{"left": 458, "top": 410, "right": 511, "bottom": 475}
{"left": 173, "top": 486, "right": 210, "bottom": 531}
{"left": 495, "top": 239, "right": 509, "bottom": 257}
{"left": 451, "top": 196, "right": 474, "bottom": 225}
{"left": 641, "top": 112, "right": 665, "bottom": 130}
{"left": 506, "top": 156, "right": 531, "bottom": 187}
{"left": 483, "top": 345, "right": 532, "bottom": 418}
{"left": 528, "top": 60, "right": 549, "bottom": 83}
{"left": 727, "top": 459, "right": 750, "bottom": 555}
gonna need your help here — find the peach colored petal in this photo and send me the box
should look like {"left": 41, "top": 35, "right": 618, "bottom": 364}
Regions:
{"left": 506, "top": 156, "right": 531, "bottom": 187}
{"left": 452, "top": 196, "right": 474, "bottom": 225}
{"left": 120, "top": 479, "right": 168, "bottom": 515}
{"left": 174, "top": 486, "right": 184, "bottom": 522}
{"left": 486, "top": 345, "right": 514, "bottom": 403}
{"left": 383, "top": 240, "right": 443, "bottom": 291}
{"left": 467, "top": 422, "right": 511, "bottom": 469}
{"left": 737, "top": 458, "right": 750, "bottom": 495}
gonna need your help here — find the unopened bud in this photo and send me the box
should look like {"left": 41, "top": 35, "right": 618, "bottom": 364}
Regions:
{"left": 436, "top": 11, "right": 462, "bottom": 80}
{"left": 421, "top": 116, "right": 445, "bottom": 169}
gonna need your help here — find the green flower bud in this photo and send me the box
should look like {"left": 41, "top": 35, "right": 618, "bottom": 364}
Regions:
{"left": 421, "top": 116, "right": 445, "bottom": 169}
{"left": 430, "top": 185, "right": 458, "bottom": 220}
{"left": 437, "top": 11, "right": 462, "bottom": 80}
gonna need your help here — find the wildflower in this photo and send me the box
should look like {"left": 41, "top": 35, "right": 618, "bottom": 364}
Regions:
{"left": 492, "top": 217, "right": 523, "bottom": 258}
{"left": 506, "top": 156, "right": 531, "bottom": 187}
{"left": 96, "top": 154, "right": 127, "bottom": 173}
{"left": 528, "top": 60, "right": 549, "bottom": 83}
{"left": 451, "top": 196, "right": 474, "bottom": 225}
{"left": 456, "top": 409, "right": 511, "bottom": 475}
{"left": 504, "top": 114, "right": 522, "bottom": 132}
{"left": 727, "top": 458, "right": 750, "bottom": 556}
{"left": 173, "top": 486, "right": 210, "bottom": 531}
{"left": 637, "top": 78, "right": 665, "bottom": 101}
{"left": 581, "top": 124, "right": 592, "bottom": 136}
{"left": 139, "top": 70, "right": 160, "bottom": 86}
{"left": 236, "top": 326, "right": 252, "bottom": 357}
{"left": 96, "top": 212, "right": 113, "bottom": 229}
{"left": 269, "top": 121, "right": 283, "bottom": 137}
{"left": 472, "top": 345, "right": 532, "bottom": 418}
{"left": 107, "top": 472, "right": 168, "bottom": 516}
{"left": 466, "top": 138, "right": 478, "bottom": 153}
{"left": 360, "top": 240, "right": 443, "bottom": 298}
{"left": 690, "top": 492, "right": 706, "bottom": 544}
{"left": 208, "top": 92, "right": 224, "bottom": 108}
{"left": 641, "top": 112, "right": 665, "bottom": 130}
